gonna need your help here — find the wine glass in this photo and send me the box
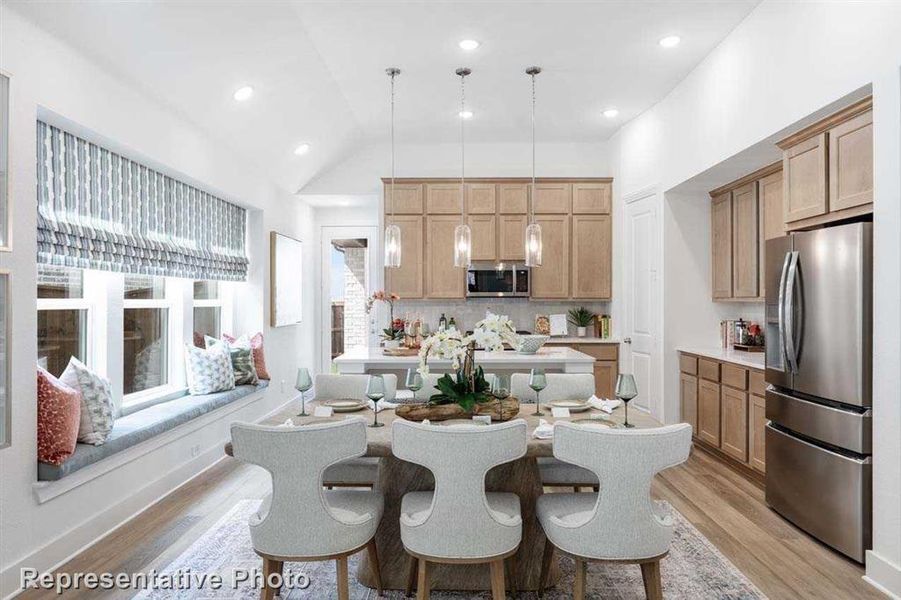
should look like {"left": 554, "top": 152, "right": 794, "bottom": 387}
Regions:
{"left": 366, "top": 375, "right": 386, "bottom": 428}
{"left": 529, "top": 369, "right": 547, "bottom": 416}
{"left": 615, "top": 373, "right": 639, "bottom": 428}
{"left": 405, "top": 368, "right": 423, "bottom": 400}
{"left": 295, "top": 368, "right": 313, "bottom": 417}
{"left": 491, "top": 373, "right": 511, "bottom": 400}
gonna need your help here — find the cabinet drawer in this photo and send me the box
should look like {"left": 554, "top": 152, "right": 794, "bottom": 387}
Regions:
{"left": 721, "top": 363, "right": 748, "bottom": 390}
{"left": 679, "top": 354, "right": 698, "bottom": 375}
{"left": 749, "top": 369, "right": 766, "bottom": 396}
{"left": 576, "top": 344, "right": 618, "bottom": 361}
{"left": 698, "top": 358, "right": 720, "bottom": 382}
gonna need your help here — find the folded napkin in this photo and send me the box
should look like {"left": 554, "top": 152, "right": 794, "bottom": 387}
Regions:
{"left": 532, "top": 419, "right": 555, "bottom": 440}
{"left": 367, "top": 399, "right": 399, "bottom": 413}
{"left": 588, "top": 395, "right": 622, "bottom": 413}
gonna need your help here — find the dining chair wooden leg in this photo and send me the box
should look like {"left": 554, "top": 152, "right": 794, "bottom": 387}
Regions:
{"left": 366, "top": 539, "right": 383, "bottom": 596}
{"left": 573, "top": 486, "right": 580, "bottom": 493}
{"left": 573, "top": 558, "right": 587, "bottom": 600}
{"left": 640, "top": 559, "right": 663, "bottom": 600}
{"left": 416, "top": 558, "right": 430, "bottom": 600}
{"left": 506, "top": 552, "right": 518, "bottom": 597}
{"left": 538, "top": 538, "right": 555, "bottom": 596}
{"left": 261, "top": 558, "right": 282, "bottom": 600}
{"left": 592, "top": 485, "right": 599, "bottom": 492}
{"left": 336, "top": 556, "right": 350, "bottom": 600}
{"left": 489, "top": 559, "right": 506, "bottom": 600}
{"left": 405, "top": 556, "right": 418, "bottom": 597}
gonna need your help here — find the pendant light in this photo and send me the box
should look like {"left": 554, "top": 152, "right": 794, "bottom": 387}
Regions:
{"left": 453, "top": 67, "right": 473, "bottom": 268}
{"left": 384, "top": 67, "right": 403, "bottom": 268}
{"left": 524, "top": 66, "right": 543, "bottom": 267}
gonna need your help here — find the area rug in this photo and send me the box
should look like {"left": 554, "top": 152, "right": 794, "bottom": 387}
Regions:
{"left": 133, "top": 500, "right": 766, "bottom": 599}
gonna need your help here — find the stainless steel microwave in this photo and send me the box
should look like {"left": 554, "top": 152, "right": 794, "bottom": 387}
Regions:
{"left": 466, "top": 262, "right": 530, "bottom": 297}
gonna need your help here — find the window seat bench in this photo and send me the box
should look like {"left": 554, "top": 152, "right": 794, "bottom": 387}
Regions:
{"left": 38, "top": 381, "right": 270, "bottom": 481}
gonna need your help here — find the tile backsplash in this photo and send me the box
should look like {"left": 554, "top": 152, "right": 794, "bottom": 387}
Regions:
{"left": 393, "top": 298, "right": 612, "bottom": 336}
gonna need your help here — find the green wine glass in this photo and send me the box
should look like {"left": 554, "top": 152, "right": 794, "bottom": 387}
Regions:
{"left": 615, "top": 373, "right": 639, "bottom": 428}
{"left": 366, "top": 375, "right": 386, "bottom": 428}
{"left": 295, "top": 367, "right": 313, "bottom": 417}
{"left": 529, "top": 368, "right": 547, "bottom": 416}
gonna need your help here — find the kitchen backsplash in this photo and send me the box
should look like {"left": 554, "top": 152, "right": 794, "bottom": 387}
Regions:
{"left": 393, "top": 298, "right": 612, "bottom": 336}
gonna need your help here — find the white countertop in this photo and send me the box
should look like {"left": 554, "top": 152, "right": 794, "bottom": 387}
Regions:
{"left": 677, "top": 346, "right": 765, "bottom": 370}
{"left": 545, "top": 337, "right": 620, "bottom": 345}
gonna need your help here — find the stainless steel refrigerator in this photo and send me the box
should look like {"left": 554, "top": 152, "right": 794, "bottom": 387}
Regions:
{"left": 764, "top": 222, "right": 872, "bottom": 562}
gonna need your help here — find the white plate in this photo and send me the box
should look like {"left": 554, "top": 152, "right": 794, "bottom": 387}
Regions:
{"left": 548, "top": 399, "right": 591, "bottom": 412}
{"left": 322, "top": 399, "right": 367, "bottom": 413}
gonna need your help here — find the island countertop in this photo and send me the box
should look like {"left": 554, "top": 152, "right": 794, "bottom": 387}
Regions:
{"left": 333, "top": 345, "right": 597, "bottom": 374}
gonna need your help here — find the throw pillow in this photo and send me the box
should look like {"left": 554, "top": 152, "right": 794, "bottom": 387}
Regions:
{"left": 204, "top": 336, "right": 258, "bottom": 386}
{"left": 37, "top": 366, "right": 81, "bottom": 465}
{"left": 60, "top": 357, "right": 115, "bottom": 445}
{"left": 185, "top": 343, "right": 235, "bottom": 395}
{"left": 223, "top": 332, "right": 270, "bottom": 380}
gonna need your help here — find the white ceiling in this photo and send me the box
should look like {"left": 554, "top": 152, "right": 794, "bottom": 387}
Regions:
{"left": 10, "top": 1, "right": 759, "bottom": 194}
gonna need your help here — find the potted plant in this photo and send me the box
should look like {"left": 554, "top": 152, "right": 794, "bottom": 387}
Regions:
{"left": 568, "top": 306, "right": 596, "bottom": 337}
{"left": 366, "top": 291, "right": 401, "bottom": 347}
{"left": 381, "top": 318, "right": 406, "bottom": 349}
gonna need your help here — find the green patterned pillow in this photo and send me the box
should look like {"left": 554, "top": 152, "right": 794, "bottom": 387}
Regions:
{"left": 185, "top": 343, "right": 235, "bottom": 395}
{"left": 205, "top": 336, "right": 258, "bottom": 386}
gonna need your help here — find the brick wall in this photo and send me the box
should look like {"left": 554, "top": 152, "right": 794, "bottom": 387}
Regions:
{"left": 343, "top": 247, "right": 368, "bottom": 348}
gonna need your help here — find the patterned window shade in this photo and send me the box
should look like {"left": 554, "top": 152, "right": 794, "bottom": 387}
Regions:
{"left": 36, "top": 121, "right": 248, "bottom": 281}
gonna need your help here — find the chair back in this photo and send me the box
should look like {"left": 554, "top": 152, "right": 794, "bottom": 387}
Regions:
{"left": 552, "top": 422, "right": 691, "bottom": 559}
{"left": 511, "top": 373, "right": 594, "bottom": 402}
{"left": 230, "top": 418, "right": 373, "bottom": 557}
{"left": 392, "top": 418, "right": 527, "bottom": 558}
{"left": 314, "top": 373, "right": 397, "bottom": 402}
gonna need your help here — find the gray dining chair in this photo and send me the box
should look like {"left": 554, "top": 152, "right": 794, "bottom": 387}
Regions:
{"left": 511, "top": 372, "right": 600, "bottom": 491}
{"left": 315, "top": 373, "right": 397, "bottom": 488}
{"left": 392, "top": 418, "right": 527, "bottom": 600}
{"left": 536, "top": 422, "right": 692, "bottom": 600}
{"left": 230, "top": 418, "right": 385, "bottom": 600}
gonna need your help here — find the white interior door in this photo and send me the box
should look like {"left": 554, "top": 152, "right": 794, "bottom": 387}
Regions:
{"left": 623, "top": 190, "right": 661, "bottom": 419}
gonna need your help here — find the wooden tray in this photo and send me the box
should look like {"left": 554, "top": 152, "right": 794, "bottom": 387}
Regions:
{"left": 382, "top": 347, "right": 420, "bottom": 356}
{"left": 733, "top": 344, "right": 765, "bottom": 353}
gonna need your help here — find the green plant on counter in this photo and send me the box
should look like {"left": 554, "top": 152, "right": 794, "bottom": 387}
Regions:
{"left": 429, "top": 366, "right": 492, "bottom": 411}
{"left": 567, "top": 306, "right": 596, "bottom": 328}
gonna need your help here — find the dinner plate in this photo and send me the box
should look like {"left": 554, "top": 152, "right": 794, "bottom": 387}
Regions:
{"left": 548, "top": 399, "right": 591, "bottom": 412}
{"left": 322, "top": 399, "right": 367, "bottom": 412}
{"left": 437, "top": 419, "right": 489, "bottom": 427}
{"left": 571, "top": 417, "right": 618, "bottom": 428}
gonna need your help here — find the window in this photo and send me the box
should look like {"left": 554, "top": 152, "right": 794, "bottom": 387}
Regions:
{"left": 193, "top": 281, "right": 221, "bottom": 344}
{"left": 123, "top": 275, "right": 169, "bottom": 396}
{"left": 37, "top": 265, "right": 89, "bottom": 377}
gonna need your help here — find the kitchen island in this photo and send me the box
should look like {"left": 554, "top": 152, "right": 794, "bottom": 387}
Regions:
{"left": 333, "top": 345, "right": 596, "bottom": 374}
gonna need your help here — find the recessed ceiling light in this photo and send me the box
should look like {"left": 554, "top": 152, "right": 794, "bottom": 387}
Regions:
{"left": 294, "top": 143, "right": 311, "bottom": 156}
{"left": 458, "top": 39, "right": 480, "bottom": 51}
{"left": 603, "top": 108, "right": 619, "bottom": 119}
{"left": 459, "top": 110, "right": 473, "bottom": 119}
{"left": 233, "top": 85, "right": 254, "bottom": 101}
{"left": 659, "top": 35, "right": 681, "bottom": 48}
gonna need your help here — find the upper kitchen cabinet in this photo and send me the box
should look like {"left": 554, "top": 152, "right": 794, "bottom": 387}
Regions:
{"left": 571, "top": 215, "right": 612, "bottom": 299}
{"left": 572, "top": 181, "right": 612, "bottom": 214}
{"left": 498, "top": 214, "right": 527, "bottom": 261}
{"left": 467, "top": 183, "right": 497, "bottom": 214}
{"left": 760, "top": 170, "right": 785, "bottom": 241}
{"left": 425, "top": 214, "right": 465, "bottom": 298}
{"left": 731, "top": 182, "right": 759, "bottom": 299}
{"left": 530, "top": 214, "right": 570, "bottom": 298}
{"left": 383, "top": 182, "right": 424, "bottom": 214}
{"left": 426, "top": 182, "right": 464, "bottom": 214}
{"left": 385, "top": 215, "right": 424, "bottom": 298}
{"left": 777, "top": 97, "right": 873, "bottom": 230}
{"left": 710, "top": 192, "right": 733, "bottom": 300}
{"left": 468, "top": 213, "right": 497, "bottom": 261}
{"left": 533, "top": 182, "right": 572, "bottom": 213}
{"left": 498, "top": 183, "right": 529, "bottom": 214}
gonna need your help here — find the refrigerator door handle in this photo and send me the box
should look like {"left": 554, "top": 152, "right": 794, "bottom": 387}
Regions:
{"left": 785, "top": 250, "right": 801, "bottom": 374}
{"left": 777, "top": 251, "right": 792, "bottom": 371}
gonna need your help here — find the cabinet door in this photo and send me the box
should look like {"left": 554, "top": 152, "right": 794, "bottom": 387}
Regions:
{"left": 571, "top": 215, "right": 612, "bottom": 299}
{"left": 593, "top": 360, "right": 618, "bottom": 399}
{"left": 533, "top": 183, "right": 572, "bottom": 214}
{"left": 530, "top": 215, "right": 570, "bottom": 298}
{"left": 760, "top": 171, "right": 785, "bottom": 241}
{"left": 426, "top": 183, "right": 464, "bottom": 214}
{"left": 467, "top": 183, "right": 497, "bottom": 214}
{"left": 384, "top": 183, "right": 423, "bottom": 214}
{"left": 498, "top": 184, "right": 529, "bottom": 214}
{"left": 425, "top": 215, "right": 464, "bottom": 298}
{"left": 783, "top": 133, "right": 827, "bottom": 223}
{"left": 572, "top": 182, "right": 611, "bottom": 214}
{"left": 829, "top": 110, "right": 873, "bottom": 212}
{"left": 750, "top": 394, "right": 767, "bottom": 472}
{"left": 711, "top": 192, "right": 733, "bottom": 299}
{"left": 697, "top": 379, "right": 721, "bottom": 447}
{"left": 732, "top": 182, "right": 759, "bottom": 298}
{"left": 498, "top": 214, "right": 526, "bottom": 261}
{"left": 385, "top": 215, "right": 423, "bottom": 298}
{"left": 681, "top": 373, "right": 698, "bottom": 437}
{"left": 468, "top": 214, "right": 497, "bottom": 261}
{"left": 721, "top": 386, "right": 749, "bottom": 462}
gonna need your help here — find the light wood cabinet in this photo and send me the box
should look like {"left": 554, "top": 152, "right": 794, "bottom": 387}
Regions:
{"left": 750, "top": 393, "right": 766, "bottom": 473}
{"left": 498, "top": 184, "right": 529, "bottom": 214}
{"left": 467, "top": 183, "right": 497, "bottom": 214}
{"left": 829, "top": 110, "right": 873, "bottom": 211}
{"left": 498, "top": 214, "right": 526, "bottom": 261}
{"left": 384, "top": 183, "right": 424, "bottom": 214}
{"left": 681, "top": 373, "right": 698, "bottom": 436}
{"left": 571, "top": 215, "right": 612, "bottom": 299}
{"left": 385, "top": 215, "right": 424, "bottom": 298}
{"left": 711, "top": 192, "right": 733, "bottom": 300}
{"left": 721, "top": 385, "right": 748, "bottom": 462}
{"left": 533, "top": 183, "right": 572, "bottom": 214}
{"left": 783, "top": 133, "right": 828, "bottom": 223}
{"left": 593, "top": 361, "right": 618, "bottom": 400}
{"left": 468, "top": 214, "right": 497, "bottom": 261}
{"left": 760, "top": 171, "right": 785, "bottom": 241}
{"left": 530, "top": 214, "right": 570, "bottom": 298}
{"left": 572, "top": 182, "right": 611, "bottom": 214}
{"left": 731, "top": 182, "right": 759, "bottom": 298}
{"left": 425, "top": 215, "right": 464, "bottom": 298}
{"left": 698, "top": 379, "right": 721, "bottom": 447}
{"left": 426, "top": 183, "right": 463, "bottom": 214}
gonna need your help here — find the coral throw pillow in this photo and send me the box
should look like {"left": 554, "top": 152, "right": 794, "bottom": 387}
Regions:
{"left": 37, "top": 366, "right": 82, "bottom": 465}
{"left": 222, "top": 332, "right": 270, "bottom": 380}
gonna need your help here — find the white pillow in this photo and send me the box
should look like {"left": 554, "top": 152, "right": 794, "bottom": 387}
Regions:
{"left": 185, "top": 343, "right": 235, "bottom": 395}
{"left": 60, "top": 357, "right": 115, "bottom": 445}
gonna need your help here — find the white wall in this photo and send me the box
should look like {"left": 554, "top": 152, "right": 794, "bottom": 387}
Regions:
{"left": 609, "top": 1, "right": 901, "bottom": 594}
{"left": 0, "top": 9, "right": 315, "bottom": 598}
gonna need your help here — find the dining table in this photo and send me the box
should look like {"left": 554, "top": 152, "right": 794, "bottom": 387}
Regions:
{"left": 224, "top": 399, "right": 659, "bottom": 592}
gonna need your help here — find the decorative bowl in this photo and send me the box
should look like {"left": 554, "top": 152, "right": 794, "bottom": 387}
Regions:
{"left": 517, "top": 334, "right": 549, "bottom": 354}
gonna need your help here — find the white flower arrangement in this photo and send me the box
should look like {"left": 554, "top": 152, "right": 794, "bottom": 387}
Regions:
{"left": 417, "top": 312, "right": 521, "bottom": 377}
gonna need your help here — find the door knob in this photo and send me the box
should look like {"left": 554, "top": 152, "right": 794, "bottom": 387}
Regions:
{"left": 623, "top": 337, "right": 632, "bottom": 344}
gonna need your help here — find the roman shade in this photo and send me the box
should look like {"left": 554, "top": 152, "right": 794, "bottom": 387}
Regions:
{"left": 36, "top": 121, "right": 248, "bottom": 281}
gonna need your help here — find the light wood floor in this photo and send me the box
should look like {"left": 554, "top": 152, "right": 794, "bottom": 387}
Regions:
{"left": 18, "top": 444, "right": 882, "bottom": 600}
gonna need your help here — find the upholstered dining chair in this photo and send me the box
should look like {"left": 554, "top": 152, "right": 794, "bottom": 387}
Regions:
{"left": 536, "top": 422, "right": 692, "bottom": 600}
{"left": 315, "top": 373, "right": 397, "bottom": 488}
{"left": 511, "top": 373, "right": 600, "bottom": 491}
{"left": 230, "top": 418, "right": 385, "bottom": 600}
{"left": 392, "top": 418, "right": 527, "bottom": 600}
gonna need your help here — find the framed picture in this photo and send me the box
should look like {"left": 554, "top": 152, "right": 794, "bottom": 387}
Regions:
{"left": 0, "top": 72, "right": 9, "bottom": 251}
{"left": 270, "top": 231, "right": 303, "bottom": 327}
{"left": 0, "top": 271, "right": 9, "bottom": 449}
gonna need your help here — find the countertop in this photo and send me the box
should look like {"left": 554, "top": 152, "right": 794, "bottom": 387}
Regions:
{"left": 545, "top": 336, "right": 620, "bottom": 345}
{"left": 677, "top": 346, "right": 765, "bottom": 370}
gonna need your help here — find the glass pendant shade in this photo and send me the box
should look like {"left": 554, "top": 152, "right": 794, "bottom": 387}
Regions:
{"left": 453, "top": 223, "right": 472, "bottom": 268}
{"left": 384, "top": 222, "right": 402, "bottom": 268}
{"left": 524, "top": 222, "right": 543, "bottom": 267}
